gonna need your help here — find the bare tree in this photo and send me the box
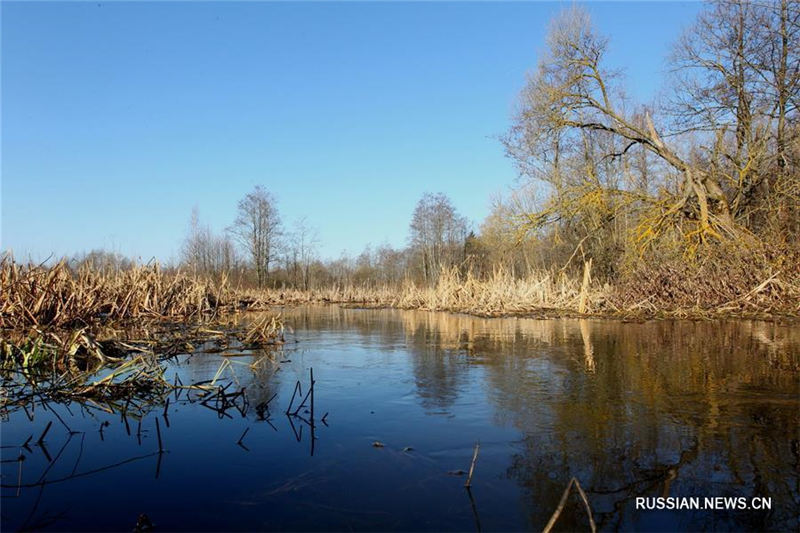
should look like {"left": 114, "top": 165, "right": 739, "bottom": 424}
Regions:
{"left": 767, "top": 0, "right": 800, "bottom": 173}
{"left": 373, "top": 243, "right": 409, "bottom": 285}
{"left": 504, "top": 6, "right": 757, "bottom": 250}
{"left": 70, "top": 249, "right": 133, "bottom": 272}
{"left": 286, "top": 217, "right": 319, "bottom": 290}
{"left": 181, "top": 206, "right": 237, "bottom": 278}
{"left": 670, "top": 0, "right": 800, "bottom": 226}
{"left": 673, "top": 0, "right": 770, "bottom": 218}
{"left": 409, "top": 193, "right": 468, "bottom": 284}
{"left": 228, "top": 187, "right": 282, "bottom": 287}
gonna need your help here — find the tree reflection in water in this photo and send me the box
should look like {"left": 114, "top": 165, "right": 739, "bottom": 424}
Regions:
{"left": 285, "top": 307, "right": 800, "bottom": 531}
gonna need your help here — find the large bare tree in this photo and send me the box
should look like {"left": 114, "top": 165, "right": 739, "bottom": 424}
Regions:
{"left": 671, "top": 0, "right": 799, "bottom": 222}
{"left": 229, "top": 186, "right": 282, "bottom": 287}
{"left": 505, "top": 4, "right": 799, "bottom": 252}
{"left": 409, "top": 193, "right": 468, "bottom": 284}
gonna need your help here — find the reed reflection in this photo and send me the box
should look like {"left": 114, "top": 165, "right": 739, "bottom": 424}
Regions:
{"left": 282, "top": 307, "right": 800, "bottom": 531}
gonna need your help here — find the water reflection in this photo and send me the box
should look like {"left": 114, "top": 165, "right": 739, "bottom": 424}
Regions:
{"left": 2, "top": 306, "right": 798, "bottom": 531}
{"left": 281, "top": 307, "right": 800, "bottom": 531}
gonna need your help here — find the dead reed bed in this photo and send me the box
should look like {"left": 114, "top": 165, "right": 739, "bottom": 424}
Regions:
{"left": 1, "top": 257, "right": 243, "bottom": 331}
{"left": 612, "top": 244, "right": 800, "bottom": 318}
{"left": 392, "top": 266, "right": 604, "bottom": 316}
{"left": 0, "top": 257, "right": 282, "bottom": 381}
{"left": 251, "top": 257, "right": 797, "bottom": 319}
{"left": 246, "top": 264, "right": 607, "bottom": 317}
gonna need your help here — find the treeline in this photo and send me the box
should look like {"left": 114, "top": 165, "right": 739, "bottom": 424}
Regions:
{"left": 66, "top": 188, "right": 477, "bottom": 291}
{"left": 69, "top": 0, "right": 800, "bottom": 311}
{"left": 170, "top": 189, "right": 473, "bottom": 290}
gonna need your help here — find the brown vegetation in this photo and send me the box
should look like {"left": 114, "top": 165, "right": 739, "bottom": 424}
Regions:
{"left": 246, "top": 260, "right": 797, "bottom": 319}
{"left": 0, "top": 257, "right": 281, "bottom": 374}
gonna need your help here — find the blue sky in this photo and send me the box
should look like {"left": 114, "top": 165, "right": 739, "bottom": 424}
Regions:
{"left": 1, "top": 1, "right": 702, "bottom": 263}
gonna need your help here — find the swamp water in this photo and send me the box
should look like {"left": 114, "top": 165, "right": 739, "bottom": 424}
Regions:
{"left": 2, "top": 306, "right": 799, "bottom": 531}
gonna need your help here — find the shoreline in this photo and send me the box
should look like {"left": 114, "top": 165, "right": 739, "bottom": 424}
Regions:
{"left": 282, "top": 300, "right": 800, "bottom": 324}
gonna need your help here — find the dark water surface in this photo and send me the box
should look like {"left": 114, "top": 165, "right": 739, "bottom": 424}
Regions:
{"left": 2, "top": 306, "right": 799, "bottom": 531}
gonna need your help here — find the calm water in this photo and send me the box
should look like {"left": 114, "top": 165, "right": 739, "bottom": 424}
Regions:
{"left": 2, "top": 306, "right": 799, "bottom": 531}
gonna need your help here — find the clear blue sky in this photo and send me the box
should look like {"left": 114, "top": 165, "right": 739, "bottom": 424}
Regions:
{"left": 2, "top": 1, "right": 702, "bottom": 263}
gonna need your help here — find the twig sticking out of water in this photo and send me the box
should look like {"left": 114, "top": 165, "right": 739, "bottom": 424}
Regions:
{"left": 211, "top": 359, "right": 230, "bottom": 386}
{"left": 292, "top": 382, "right": 312, "bottom": 416}
{"left": 465, "top": 442, "right": 480, "bottom": 488}
{"left": 542, "top": 477, "right": 596, "bottom": 533}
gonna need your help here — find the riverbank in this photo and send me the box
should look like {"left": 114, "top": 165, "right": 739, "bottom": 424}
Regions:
{"left": 3, "top": 258, "right": 797, "bottom": 375}
{"left": 242, "top": 266, "right": 800, "bottom": 323}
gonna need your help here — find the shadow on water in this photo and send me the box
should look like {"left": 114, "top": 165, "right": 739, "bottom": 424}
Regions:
{"left": 2, "top": 306, "right": 799, "bottom": 531}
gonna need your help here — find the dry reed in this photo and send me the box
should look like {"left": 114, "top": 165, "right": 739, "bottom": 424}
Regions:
{"left": 238, "top": 264, "right": 608, "bottom": 317}
{"left": 245, "top": 257, "right": 796, "bottom": 319}
{"left": 0, "top": 257, "right": 242, "bottom": 331}
{"left": 0, "top": 257, "right": 281, "bottom": 372}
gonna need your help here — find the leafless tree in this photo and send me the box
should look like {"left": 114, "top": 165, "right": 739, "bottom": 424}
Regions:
{"left": 286, "top": 217, "right": 319, "bottom": 290}
{"left": 70, "top": 250, "right": 133, "bottom": 272}
{"left": 767, "top": 0, "right": 800, "bottom": 173}
{"left": 228, "top": 187, "right": 282, "bottom": 287}
{"left": 670, "top": 0, "right": 800, "bottom": 227}
{"left": 181, "top": 206, "right": 237, "bottom": 278}
{"left": 504, "top": 5, "right": 774, "bottom": 250}
{"left": 409, "top": 193, "right": 469, "bottom": 284}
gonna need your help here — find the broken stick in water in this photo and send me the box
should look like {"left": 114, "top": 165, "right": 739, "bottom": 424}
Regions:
{"left": 286, "top": 380, "right": 301, "bottom": 415}
{"left": 465, "top": 442, "right": 480, "bottom": 488}
{"left": 542, "top": 476, "right": 596, "bottom": 533}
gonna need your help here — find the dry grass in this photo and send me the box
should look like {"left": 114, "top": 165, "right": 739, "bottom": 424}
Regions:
{"left": 244, "top": 256, "right": 796, "bottom": 319}
{"left": 241, "top": 265, "right": 608, "bottom": 317}
{"left": 0, "top": 257, "right": 282, "bottom": 372}
{"left": 391, "top": 266, "right": 605, "bottom": 315}
{"left": 0, "top": 257, "right": 242, "bottom": 331}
